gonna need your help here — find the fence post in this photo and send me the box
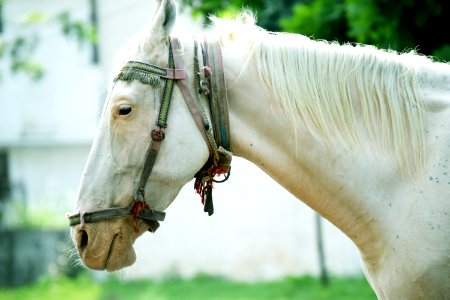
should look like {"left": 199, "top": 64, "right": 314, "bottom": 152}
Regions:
{"left": 315, "top": 213, "right": 329, "bottom": 286}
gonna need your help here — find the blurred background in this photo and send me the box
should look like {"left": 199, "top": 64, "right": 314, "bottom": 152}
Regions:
{"left": 0, "top": 0, "right": 448, "bottom": 298}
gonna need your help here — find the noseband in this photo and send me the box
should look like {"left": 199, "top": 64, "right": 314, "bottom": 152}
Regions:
{"left": 67, "top": 37, "right": 232, "bottom": 232}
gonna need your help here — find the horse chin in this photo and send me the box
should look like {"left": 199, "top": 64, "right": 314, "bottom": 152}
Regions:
{"left": 73, "top": 218, "right": 148, "bottom": 272}
{"left": 105, "top": 242, "right": 137, "bottom": 272}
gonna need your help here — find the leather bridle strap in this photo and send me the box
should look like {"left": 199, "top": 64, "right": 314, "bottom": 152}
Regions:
{"left": 202, "top": 37, "right": 231, "bottom": 150}
{"left": 68, "top": 204, "right": 166, "bottom": 227}
{"left": 135, "top": 39, "right": 176, "bottom": 202}
{"left": 192, "top": 37, "right": 232, "bottom": 216}
{"left": 171, "top": 37, "right": 215, "bottom": 153}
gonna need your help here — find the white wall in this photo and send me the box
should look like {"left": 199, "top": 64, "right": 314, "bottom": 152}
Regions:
{"left": 0, "top": 0, "right": 101, "bottom": 145}
{"left": 8, "top": 145, "right": 90, "bottom": 212}
{"left": 97, "top": 0, "right": 203, "bottom": 81}
{"left": 2, "top": 0, "right": 364, "bottom": 281}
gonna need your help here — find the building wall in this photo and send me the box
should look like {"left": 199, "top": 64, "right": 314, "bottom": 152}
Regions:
{"left": 0, "top": 0, "right": 100, "bottom": 223}
{"left": 8, "top": 145, "right": 90, "bottom": 211}
{"left": 0, "top": 0, "right": 101, "bottom": 145}
{"left": 1, "top": 0, "right": 364, "bottom": 281}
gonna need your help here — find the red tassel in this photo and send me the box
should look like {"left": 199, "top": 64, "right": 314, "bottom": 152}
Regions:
{"left": 130, "top": 200, "right": 148, "bottom": 233}
{"left": 194, "top": 164, "right": 229, "bottom": 208}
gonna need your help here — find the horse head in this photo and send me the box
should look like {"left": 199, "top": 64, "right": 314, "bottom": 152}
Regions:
{"left": 69, "top": 0, "right": 213, "bottom": 271}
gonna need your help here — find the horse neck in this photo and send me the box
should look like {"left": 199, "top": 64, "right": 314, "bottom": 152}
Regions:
{"left": 224, "top": 49, "right": 398, "bottom": 256}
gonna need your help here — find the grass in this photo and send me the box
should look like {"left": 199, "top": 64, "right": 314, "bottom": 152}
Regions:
{"left": 0, "top": 272, "right": 377, "bottom": 300}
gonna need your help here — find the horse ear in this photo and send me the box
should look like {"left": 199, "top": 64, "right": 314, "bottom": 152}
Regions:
{"left": 149, "top": 0, "right": 177, "bottom": 41}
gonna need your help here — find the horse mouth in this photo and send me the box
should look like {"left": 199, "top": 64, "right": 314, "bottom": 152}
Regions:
{"left": 74, "top": 228, "right": 136, "bottom": 272}
{"left": 73, "top": 218, "right": 145, "bottom": 272}
{"left": 104, "top": 231, "right": 137, "bottom": 272}
{"left": 105, "top": 233, "right": 119, "bottom": 271}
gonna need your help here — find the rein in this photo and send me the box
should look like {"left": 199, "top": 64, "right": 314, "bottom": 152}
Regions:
{"left": 67, "top": 36, "right": 232, "bottom": 232}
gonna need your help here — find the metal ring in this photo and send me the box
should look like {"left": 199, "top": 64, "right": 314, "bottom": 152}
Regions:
{"left": 213, "top": 166, "right": 231, "bottom": 183}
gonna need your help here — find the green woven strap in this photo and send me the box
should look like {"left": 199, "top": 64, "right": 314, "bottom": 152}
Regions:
{"left": 115, "top": 59, "right": 185, "bottom": 84}
{"left": 120, "top": 61, "right": 170, "bottom": 77}
{"left": 157, "top": 40, "right": 175, "bottom": 128}
{"left": 115, "top": 62, "right": 162, "bottom": 87}
{"left": 115, "top": 41, "right": 177, "bottom": 129}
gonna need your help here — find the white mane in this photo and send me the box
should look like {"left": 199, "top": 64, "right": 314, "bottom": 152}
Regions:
{"left": 212, "top": 14, "right": 430, "bottom": 177}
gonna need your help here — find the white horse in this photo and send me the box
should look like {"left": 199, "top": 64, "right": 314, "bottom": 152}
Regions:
{"left": 69, "top": 0, "right": 450, "bottom": 298}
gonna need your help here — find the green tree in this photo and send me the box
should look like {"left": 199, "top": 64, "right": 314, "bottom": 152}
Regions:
{"left": 180, "top": 0, "right": 450, "bottom": 61}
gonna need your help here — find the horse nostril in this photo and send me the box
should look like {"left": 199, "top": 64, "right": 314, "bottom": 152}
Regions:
{"left": 77, "top": 229, "right": 89, "bottom": 252}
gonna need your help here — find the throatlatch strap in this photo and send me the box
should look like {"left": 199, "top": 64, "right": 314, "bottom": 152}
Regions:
{"left": 204, "top": 38, "right": 231, "bottom": 151}
{"left": 171, "top": 37, "right": 215, "bottom": 154}
{"left": 191, "top": 37, "right": 233, "bottom": 216}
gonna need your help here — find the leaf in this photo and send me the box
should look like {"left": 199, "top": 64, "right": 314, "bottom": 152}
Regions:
{"left": 21, "top": 11, "right": 50, "bottom": 24}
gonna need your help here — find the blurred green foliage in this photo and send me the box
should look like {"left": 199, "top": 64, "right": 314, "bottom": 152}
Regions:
{"left": 180, "top": 0, "right": 450, "bottom": 61}
{"left": 57, "top": 12, "right": 97, "bottom": 47}
{"left": 1, "top": 9, "right": 96, "bottom": 81}
{"left": 8, "top": 35, "right": 44, "bottom": 80}
{"left": 1, "top": 201, "right": 67, "bottom": 229}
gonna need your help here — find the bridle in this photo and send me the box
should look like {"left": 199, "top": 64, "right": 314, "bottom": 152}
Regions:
{"left": 67, "top": 37, "right": 232, "bottom": 232}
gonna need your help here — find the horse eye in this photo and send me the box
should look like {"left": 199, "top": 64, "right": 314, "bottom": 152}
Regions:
{"left": 118, "top": 105, "right": 132, "bottom": 116}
